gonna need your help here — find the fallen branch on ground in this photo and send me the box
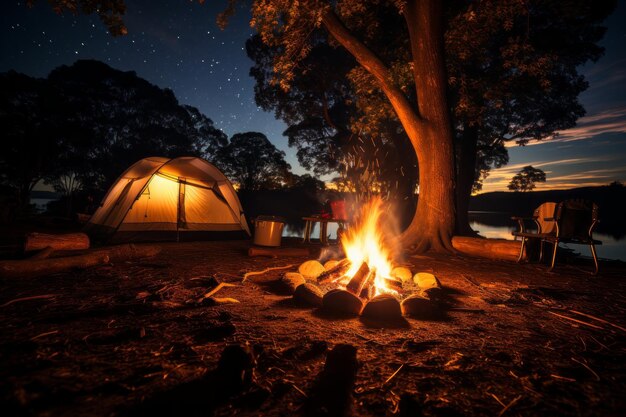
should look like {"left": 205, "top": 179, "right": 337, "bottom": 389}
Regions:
{"left": 548, "top": 311, "right": 604, "bottom": 330}
{"left": 1, "top": 294, "right": 58, "bottom": 307}
{"left": 569, "top": 309, "right": 626, "bottom": 332}
{"left": 198, "top": 282, "right": 238, "bottom": 302}
{"left": 242, "top": 264, "right": 295, "bottom": 283}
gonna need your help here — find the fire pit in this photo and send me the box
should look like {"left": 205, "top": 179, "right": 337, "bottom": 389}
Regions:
{"left": 285, "top": 198, "right": 442, "bottom": 320}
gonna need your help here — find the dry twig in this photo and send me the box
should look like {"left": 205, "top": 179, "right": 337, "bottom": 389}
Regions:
{"left": 498, "top": 395, "right": 522, "bottom": 416}
{"left": 382, "top": 363, "right": 404, "bottom": 387}
{"left": 1, "top": 294, "right": 58, "bottom": 307}
{"left": 30, "top": 330, "right": 59, "bottom": 341}
{"left": 569, "top": 309, "right": 626, "bottom": 332}
{"left": 242, "top": 264, "right": 295, "bottom": 282}
{"left": 550, "top": 374, "right": 576, "bottom": 382}
{"left": 571, "top": 357, "right": 600, "bottom": 381}
{"left": 200, "top": 282, "right": 237, "bottom": 300}
{"left": 548, "top": 311, "right": 604, "bottom": 330}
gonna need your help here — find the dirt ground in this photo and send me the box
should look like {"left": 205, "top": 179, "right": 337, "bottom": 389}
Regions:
{"left": 1, "top": 238, "right": 625, "bottom": 417}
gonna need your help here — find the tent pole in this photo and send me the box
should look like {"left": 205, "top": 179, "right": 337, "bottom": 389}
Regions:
{"left": 177, "top": 179, "right": 186, "bottom": 243}
{"left": 176, "top": 181, "right": 181, "bottom": 243}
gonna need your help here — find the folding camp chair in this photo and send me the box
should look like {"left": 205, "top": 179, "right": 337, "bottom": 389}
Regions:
{"left": 512, "top": 202, "right": 558, "bottom": 264}
{"left": 513, "top": 199, "right": 602, "bottom": 274}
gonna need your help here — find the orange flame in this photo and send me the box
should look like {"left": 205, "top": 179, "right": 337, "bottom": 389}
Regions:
{"left": 340, "top": 198, "right": 397, "bottom": 296}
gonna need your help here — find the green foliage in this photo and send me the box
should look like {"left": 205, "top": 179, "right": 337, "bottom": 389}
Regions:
{"left": 508, "top": 165, "right": 547, "bottom": 192}
{"left": 216, "top": 132, "right": 291, "bottom": 191}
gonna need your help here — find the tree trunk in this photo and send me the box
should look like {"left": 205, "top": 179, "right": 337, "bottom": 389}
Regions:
{"left": 455, "top": 125, "right": 479, "bottom": 236}
{"left": 398, "top": 0, "right": 456, "bottom": 252}
{"left": 322, "top": 0, "right": 456, "bottom": 253}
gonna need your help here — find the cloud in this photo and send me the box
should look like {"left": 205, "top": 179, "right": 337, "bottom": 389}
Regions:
{"left": 505, "top": 107, "right": 626, "bottom": 147}
{"left": 479, "top": 158, "right": 626, "bottom": 193}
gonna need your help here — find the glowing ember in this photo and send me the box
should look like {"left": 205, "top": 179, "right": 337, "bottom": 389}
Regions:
{"left": 339, "top": 198, "right": 398, "bottom": 296}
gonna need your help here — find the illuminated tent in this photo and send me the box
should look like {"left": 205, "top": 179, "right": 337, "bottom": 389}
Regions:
{"left": 85, "top": 156, "right": 250, "bottom": 242}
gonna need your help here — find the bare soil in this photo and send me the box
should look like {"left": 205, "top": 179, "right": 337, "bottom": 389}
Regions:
{"left": 1, "top": 238, "right": 625, "bottom": 416}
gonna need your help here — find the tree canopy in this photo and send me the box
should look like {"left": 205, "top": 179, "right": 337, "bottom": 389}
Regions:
{"left": 508, "top": 166, "right": 547, "bottom": 192}
{"left": 246, "top": 0, "right": 614, "bottom": 236}
{"left": 216, "top": 132, "right": 291, "bottom": 191}
{"left": 0, "top": 60, "right": 226, "bottom": 208}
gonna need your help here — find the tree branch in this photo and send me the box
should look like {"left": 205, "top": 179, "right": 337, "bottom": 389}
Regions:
{"left": 320, "top": 93, "right": 338, "bottom": 131}
{"left": 321, "top": 9, "right": 422, "bottom": 137}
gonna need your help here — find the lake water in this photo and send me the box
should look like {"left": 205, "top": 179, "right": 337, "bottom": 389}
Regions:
{"left": 283, "top": 211, "right": 626, "bottom": 262}
{"left": 31, "top": 198, "right": 56, "bottom": 212}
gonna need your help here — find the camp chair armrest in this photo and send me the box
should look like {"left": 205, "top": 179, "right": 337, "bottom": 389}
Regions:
{"left": 544, "top": 217, "right": 555, "bottom": 221}
{"left": 511, "top": 216, "right": 534, "bottom": 234}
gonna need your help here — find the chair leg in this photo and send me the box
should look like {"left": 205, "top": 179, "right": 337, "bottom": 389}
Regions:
{"left": 590, "top": 243, "right": 599, "bottom": 275}
{"left": 302, "top": 221, "right": 312, "bottom": 243}
{"left": 517, "top": 237, "right": 527, "bottom": 263}
{"left": 539, "top": 240, "right": 544, "bottom": 262}
{"left": 320, "top": 222, "right": 328, "bottom": 245}
{"left": 548, "top": 240, "right": 559, "bottom": 272}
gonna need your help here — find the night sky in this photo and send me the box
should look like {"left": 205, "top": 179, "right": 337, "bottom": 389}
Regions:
{"left": 2, "top": 0, "right": 625, "bottom": 192}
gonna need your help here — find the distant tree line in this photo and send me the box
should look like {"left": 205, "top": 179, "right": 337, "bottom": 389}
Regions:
{"left": 0, "top": 60, "right": 318, "bottom": 217}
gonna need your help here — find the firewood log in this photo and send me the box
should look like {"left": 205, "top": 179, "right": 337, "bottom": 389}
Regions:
{"left": 317, "top": 258, "right": 351, "bottom": 284}
{"left": 346, "top": 262, "right": 371, "bottom": 295}
{"left": 383, "top": 277, "right": 403, "bottom": 292}
{"left": 359, "top": 282, "right": 376, "bottom": 300}
{"left": 0, "top": 244, "right": 161, "bottom": 279}
{"left": 24, "top": 232, "right": 90, "bottom": 252}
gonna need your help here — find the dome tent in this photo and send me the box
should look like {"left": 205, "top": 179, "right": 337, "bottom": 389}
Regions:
{"left": 85, "top": 156, "right": 250, "bottom": 242}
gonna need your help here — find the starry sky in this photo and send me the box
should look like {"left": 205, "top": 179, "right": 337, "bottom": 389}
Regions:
{"left": 2, "top": 0, "right": 625, "bottom": 192}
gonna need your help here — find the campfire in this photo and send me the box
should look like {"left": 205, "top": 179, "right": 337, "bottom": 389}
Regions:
{"left": 324, "top": 198, "right": 401, "bottom": 295}
{"left": 286, "top": 198, "right": 442, "bottom": 320}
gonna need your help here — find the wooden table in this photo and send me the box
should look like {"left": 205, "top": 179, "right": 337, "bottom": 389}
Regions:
{"left": 301, "top": 217, "right": 347, "bottom": 245}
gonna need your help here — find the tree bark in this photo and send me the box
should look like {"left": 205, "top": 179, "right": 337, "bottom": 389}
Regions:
{"left": 322, "top": 0, "right": 456, "bottom": 253}
{"left": 398, "top": 0, "right": 456, "bottom": 252}
{"left": 455, "top": 125, "right": 479, "bottom": 236}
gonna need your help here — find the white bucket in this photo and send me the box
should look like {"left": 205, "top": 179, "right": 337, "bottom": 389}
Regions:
{"left": 253, "top": 216, "right": 285, "bottom": 247}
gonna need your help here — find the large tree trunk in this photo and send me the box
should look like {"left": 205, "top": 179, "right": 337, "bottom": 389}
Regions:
{"left": 322, "top": 0, "right": 456, "bottom": 253}
{"left": 397, "top": 0, "right": 456, "bottom": 252}
{"left": 454, "top": 125, "right": 479, "bottom": 236}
